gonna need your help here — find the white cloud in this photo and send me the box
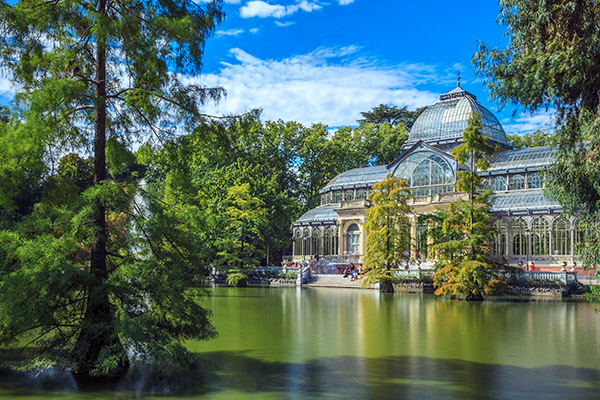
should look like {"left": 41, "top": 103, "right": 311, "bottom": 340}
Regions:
{"left": 275, "top": 21, "right": 295, "bottom": 27}
{"left": 185, "top": 47, "right": 439, "bottom": 127}
{"left": 240, "top": 0, "right": 322, "bottom": 19}
{"left": 215, "top": 28, "right": 245, "bottom": 37}
{"left": 296, "top": 1, "right": 322, "bottom": 12}
{"left": 241, "top": 1, "right": 288, "bottom": 18}
{"left": 338, "top": 0, "right": 354, "bottom": 4}
{"left": 249, "top": 27, "right": 260, "bottom": 33}
{"left": 502, "top": 110, "right": 555, "bottom": 135}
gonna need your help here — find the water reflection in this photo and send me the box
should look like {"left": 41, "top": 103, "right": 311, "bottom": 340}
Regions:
{"left": 2, "top": 353, "right": 600, "bottom": 399}
{"left": 0, "top": 287, "right": 599, "bottom": 399}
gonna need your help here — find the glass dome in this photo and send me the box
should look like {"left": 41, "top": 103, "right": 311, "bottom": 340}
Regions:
{"left": 407, "top": 86, "right": 510, "bottom": 148}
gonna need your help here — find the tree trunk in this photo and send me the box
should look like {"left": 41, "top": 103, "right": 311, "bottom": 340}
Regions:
{"left": 73, "top": 0, "right": 128, "bottom": 377}
{"left": 470, "top": 149, "right": 475, "bottom": 257}
{"left": 240, "top": 218, "right": 245, "bottom": 269}
{"left": 465, "top": 292, "right": 484, "bottom": 302}
{"left": 380, "top": 278, "right": 395, "bottom": 293}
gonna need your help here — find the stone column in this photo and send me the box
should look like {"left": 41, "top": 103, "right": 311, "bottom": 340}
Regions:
{"left": 548, "top": 216, "right": 554, "bottom": 258}
{"left": 570, "top": 218, "right": 575, "bottom": 258}
{"left": 507, "top": 218, "right": 513, "bottom": 256}
{"left": 338, "top": 223, "right": 344, "bottom": 256}
{"left": 359, "top": 219, "right": 366, "bottom": 263}
{"left": 410, "top": 215, "right": 418, "bottom": 257}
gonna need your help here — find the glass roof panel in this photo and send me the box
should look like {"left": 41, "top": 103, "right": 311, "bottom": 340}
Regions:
{"left": 490, "top": 190, "right": 561, "bottom": 212}
{"left": 293, "top": 204, "right": 339, "bottom": 225}
{"left": 323, "top": 165, "right": 388, "bottom": 191}
{"left": 488, "top": 146, "right": 558, "bottom": 170}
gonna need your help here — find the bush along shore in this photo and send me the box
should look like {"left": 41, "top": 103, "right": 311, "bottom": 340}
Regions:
{"left": 204, "top": 268, "right": 592, "bottom": 297}
{"left": 391, "top": 274, "right": 590, "bottom": 297}
{"left": 207, "top": 269, "right": 298, "bottom": 286}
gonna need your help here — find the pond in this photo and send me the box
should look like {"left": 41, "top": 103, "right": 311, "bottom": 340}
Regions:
{"left": 1, "top": 286, "right": 600, "bottom": 399}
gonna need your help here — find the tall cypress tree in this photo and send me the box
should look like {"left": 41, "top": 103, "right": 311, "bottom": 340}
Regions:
{"left": 432, "top": 114, "right": 505, "bottom": 301}
{"left": 474, "top": 0, "right": 600, "bottom": 272}
{"left": 363, "top": 174, "right": 412, "bottom": 293}
{"left": 0, "top": 0, "right": 224, "bottom": 376}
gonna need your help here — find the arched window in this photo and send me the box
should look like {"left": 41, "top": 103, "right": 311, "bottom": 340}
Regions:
{"left": 512, "top": 218, "right": 527, "bottom": 256}
{"left": 531, "top": 217, "right": 550, "bottom": 256}
{"left": 333, "top": 191, "right": 343, "bottom": 203}
{"left": 324, "top": 227, "right": 335, "bottom": 256}
{"left": 346, "top": 224, "right": 360, "bottom": 254}
{"left": 509, "top": 175, "right": 525, "bottom": 190}
{"left": 393, "top": 151, "right": 454, "bottom": 197}
{"left": 527, "top": 172, "right": 543, "bottom": 189}
{"left": 357, "top": 189, "right": 367, "bottom": 200}
{"left": 551, "top": 217, "right": 571, "bottom": 255}
{"left": 293, "top": 228, "right": 303, "bottom": 256}
{"left": 493, "top": 219, "right": 508, "bottom": 256}
{"left": 312, "top": 228, "right": 323, "bottom": 257}
{"left": 344, "top": 190, "right": 354, "bottom": 201}
{"left": 303, "top": 228, "right": 311, "bottom": 256}
{"left": 481, "top": 178, "right": 490, "bottom": 190}
{"left": 491, "top": 176, "right": 506, "bottom": 192}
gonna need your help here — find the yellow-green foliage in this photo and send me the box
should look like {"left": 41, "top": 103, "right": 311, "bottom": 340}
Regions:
{"left": 432, "top": 114, "right": 506, "bottom": 299}
{"left": 362, "top": 174, "right": 412, "bottom": 288}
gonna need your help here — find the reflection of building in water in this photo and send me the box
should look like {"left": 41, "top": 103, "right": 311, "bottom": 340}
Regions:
{"left": 289, "top": 84, "right": 584, "bottom": 270}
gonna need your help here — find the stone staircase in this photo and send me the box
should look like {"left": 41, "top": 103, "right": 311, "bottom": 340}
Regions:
{"left": 306, "top": 274, "right": 376, "bottom": 289}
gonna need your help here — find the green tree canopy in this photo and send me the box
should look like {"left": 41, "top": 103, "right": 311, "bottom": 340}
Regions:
{"left": 0, "top": 0, "right": 224, "bottom": 377}
{"left": 432, "top": 114, "right": 506, "bottom": 301}
{"left": 474, "top": 0, "right": 600, "bottom": 270}
{"left": 357, "top": 104, "right": 426, "bottom": 129}
{"left": 506, "top": 130, "right": 558, "bottom": 149}
{"left": 363, "top": 174, "right": 412, "bottom": 293}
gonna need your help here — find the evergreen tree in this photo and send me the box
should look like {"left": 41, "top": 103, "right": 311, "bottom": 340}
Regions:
{"left": 218, "top": 183, "right": 266, "bottom": 287}
{"left": 0, "top": 0, "right": 223, "bottom": 376}
{"left": 432, "top": 114, "right": 506, "bottom": 301}
{"left": 474, "top": 0, "right": 600, "bottom": 273}
{"left": 363, "top": 174, "right": 412, "bottom": 293}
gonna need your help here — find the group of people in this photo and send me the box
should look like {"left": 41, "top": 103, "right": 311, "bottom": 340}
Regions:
{"left": 525, "top": 261, "right": 578, "bottom": 272}
{"left": 560, "top": 261, "right": 578, "bottom": 272}
{"left": 342, "top": 263, "right": 362, "bottom": 281}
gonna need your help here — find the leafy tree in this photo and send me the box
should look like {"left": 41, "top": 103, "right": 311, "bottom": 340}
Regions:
{"left": 363, "top": 174, "right": 412, "bottom": 293}
{"left": 430, "top": 192, "right": 504, "bottom": 301}
{"left": 344, "top": 122, "right": 409, "bottom": 166}
{"left": 474, "top": 0, "right": 600, "bottom": 272}
{"left": 452, "top": 114, "right": 496, "bottom": 253}
{"left": 417, "top": 210, "right": 460, "bottom": 260}
{"left": 358, "top": 104, "right": 426, "bottom": 129}
{"left": 296, "top": 123, "right": 346, "bottom": 210}
{"left": 0, "top": 0, "right": 224, "bottom": 376}
{"left": 506, "top": 130, "right": 558, "bottom": 149}
{"left": 144, "top": 114, "right": 301, "bottom": 266}
{"left": 218, "top": 184, "right": 266, "bottom": 287}
{"left": 432, "top": 114, "right": 505, "bottom": 301}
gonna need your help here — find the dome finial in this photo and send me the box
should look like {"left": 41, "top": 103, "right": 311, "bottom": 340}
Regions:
{"left": 457, "top": 66, "right": 461, "bottom": 87}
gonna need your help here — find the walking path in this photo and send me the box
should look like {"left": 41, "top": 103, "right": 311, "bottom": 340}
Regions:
{"left": 306, "top": 274, "right": 376, "bottom": 289}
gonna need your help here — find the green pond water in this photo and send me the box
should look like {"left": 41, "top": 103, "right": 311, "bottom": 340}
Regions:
{"left": 2, "top": 286, "right": 600, "bottom": 399}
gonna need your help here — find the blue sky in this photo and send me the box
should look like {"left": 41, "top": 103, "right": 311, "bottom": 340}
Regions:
{"left": 193, "top": 0, "right": 552, "bottom": 135}
{"left": 0, "top": 0, "right": 552, "bottom": 135}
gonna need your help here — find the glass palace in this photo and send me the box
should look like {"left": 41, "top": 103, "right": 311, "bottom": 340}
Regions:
{"left": 290, "top": 84, "right": 582, "bottom": 269}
